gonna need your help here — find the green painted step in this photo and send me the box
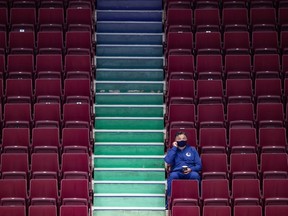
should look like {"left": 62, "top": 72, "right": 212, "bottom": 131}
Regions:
{"left": 94, "top": 117, "right": 163, "bottom": 130}
{"left": 93, "top": 181, "right": 166, "bottom": 194}
{"left": 93, "top": 194, "right": 165, "bottom": 208}
{"left": 96, "top": 45, "right": 163, "bottom": 57}
{"left": 95, "top": 81, "right": 164, "bottom": 93}
{"left": 95, "top": 69, "right": 163, "bottom": 81}
{"left": 93, "top": 155, "right": 164, "bottom": 168}
{"left": 94, "top": 130, "right": 164, "bottom": 142}
{"left": 93, "top": 168, "right": 165, "bottom": 181}
{"left": 95, "top": 93, "right": 164, "bottom": 105}
{"left": 96, "top": 33, "right": 163, "bottom": 45}
{"left": 97, "top": 21, "right": 162, "bottom": 33}
{"left": 93, "top": 209, "right": 165, "bottom": 216}
{"left": 94, "top": 105, "right": 164, "bottom": 117}
{"left": 96, "top": 57, "right": 164, "bottom": 69}
{"left": 94, "top": 143, "right": 164, "bottom": 155}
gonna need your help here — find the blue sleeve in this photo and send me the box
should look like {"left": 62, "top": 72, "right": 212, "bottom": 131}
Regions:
{"left": 189, "top": 148, "right": 202, "bottom": 172}
{"left": 164, "top": 146, "right": 177, "bottom": 165}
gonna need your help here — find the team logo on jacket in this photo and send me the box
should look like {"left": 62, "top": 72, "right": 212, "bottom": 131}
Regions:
{"left": 186, "top": 152, "right": 191, "bottom": 157}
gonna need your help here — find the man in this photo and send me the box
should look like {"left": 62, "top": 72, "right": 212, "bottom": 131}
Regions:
{"left": 164, "top": 131, "right": 202, "bottom": 207}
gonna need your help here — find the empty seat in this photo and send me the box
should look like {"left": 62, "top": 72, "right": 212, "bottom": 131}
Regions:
{"left": 36, "top": 54, "right": 63, "bottom": 79}
{"left": 199, "top": 128, "right": 227, "bottom": 154}
{"left": 2, "top": 128, "right": 30, "bottom": 153}
{"left": 165, "top": 8, "right": 193, "bottom": 32}
{"left": 231, "top": 179, "right": 261, "bottom": 206}
{"left": 38, "top": 8, "right": 64, "bottom": 31}
{"left": 224, "top": 55, "right": 252, "bottom": 79}
{"left": 0, "top": 206, "right": 26, "bottom": 216}
{"left": 194, "top": 8, "right": 220, "bottom": 32}
{"left": 60, "top": 205, "right": 88, "bottom": 216}
{"left": 222, "top": 0, "right": 247, "bottom": 8}
{"left": 61, "top": 153, "right": 91, "bottom": 179}
{"left": 226, "top": 79, "right": 253, "bottom": 103}
{"left": 255, "top": 78, "right": 282, "bottom": 103}
{"left": 31, "top": 128, "right": 60, "bottom": 154}
{"left": 278, "top": 8, "right": 288, "bottom": 31}
{"left": 223, "top": 31, "right": 250, "bottom": 54}
{"left": 250, "top": 0, "right": 274, "bottom": 7}
{"left": 229, "top": 128, "right": 257, "bottom": 153}
{"left": 283, "top": 55, "right": 288, "bottom": 77}
{"left": 4, "top": 103, "right": 32, "bottom": 128}
{"left": 165, "top": 32, "right": 193, "bottom": 56}
{"left": 31, "top": 153, "right": 60, "bottom": 179}
{"left": 0, "top": 32, "right": 7, "bottom": 55}
{"left": 0, "top": 8, "right": 8, "bottom": 32}
{"left": 167, "top": 104, "right": 195, "bottom": 128}
{"left": 64, "top": 79, "right": 92, "bottom": 104}
{"left": 62, "top": 128, "right": 92, "bottom": 154}
{"left": 260, "top": 153, "right": 288, "bottom": 179}
{"left": 252, "top": 31, "right": 278, "bottom": 54}
{"left": 230, "top": 153, "right": 258, "bottom": 179}
{"left": 195, "top": 32, "right": 221, "bottom": 55}
{"left": 168, "top": 128, "right": 197, "bottom": 148}
{"left": 197, "top": 104, "right": 225, "bottom": 128}
{"left": 253, "top": 54, "right": 281, "bottom": 79}
{"left": 11, "top": 0, "right": 37, "bottom": 7}
{"left": 169, "top": 180, "right": 199, "bottom": 210}
{"left": 30, "top": 179, "right": 59, "bottom": 205}
{"left": 203, "top": 206, "right": 231, "bottom": 216}
{"left": 194, "top": 0, "right": 219, "bottom": 8}
{"left": 37, "top": 31, "right": 64, "bottom": 54}
{"left": 0, "top": 179, "right": 27, "bottom": 206}
{"left": 9, "top": 31, "right": 35, "bottom": 54}
{"left": 197, "top": 80, "right": 223, "bottom": 104}
{"left": 34, "top": 103, "right": 61, "bottom": 128}
{"left": 1, "top": 153, "right": 29, "bottom": 179}
{"left": 7, "top": 54, "right": 34, "bottom": 79}
{"left": 34, "top": 79, "right": 62, "bottom": 103}
{"left": 250, "top": 8, "right": 276, "bottom": 31}
{"left": 201, "top": 153, "right": 228, "bottom": 179}
{"left": 234, "top": 206, "right": 262, "bottom": 216}
{"left": 10, "top": 8, "right": 36, "bottom": 32}
{"left": 63, "top": 103, "right": 92, "bottom": 128}
{"left": 196, "top": 55, "right": 223, "bottom": 80}
{"left": 167, "top": 79, "right": 195, "bottom": 103}
{"left": 166, "top": 55, "right": 195, "bottom": 79}
{"left": 65, "top": 31, "right": 92, "bottom": 55}
{"left": 64, "top": 55, "right": 92, "bottom": 79}
{"left": 39, "top": 0, "right": 64, "bottom": 8}
{"left": 172, "top": 206, "right": 200, "bottom": 216}
{"left": 66, "top": 8, "right": 93, "bottom": 32}
{"left": 256, "top": 103, "right": 284, "bottom": 128}
{"left": 60, "top": 179, "right": 90, "bottom": 205}
{"left": 29, "top": 205, "right": 57, "bottom": 216}
{"left": 263, "top": 179, "right": 288, "bottom": 205}
{"left": 259, "top": 128, "right": 287, "bottom": 153}
{"left": 6, "top": 79, "right": 33, "bottom": 103}
{"left": 201, "top": 179, "right": 230, "bottom": 206}
{"left": 280, "top": 31, "right": 288, "bottom": 54}
{"left": 265, "top": 205, "right": 288, "bottom": 216}
{"left": 227, "top": 103, "right": 254, "bottom": 128}
{"left": 222, "top": 8, "right": 248, "bottom": 31}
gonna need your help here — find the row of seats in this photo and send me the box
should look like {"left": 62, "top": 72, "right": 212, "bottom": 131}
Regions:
{"left": 165, "top": 7, "right": 288, "bottom": 33}
{"left": 165, "top": 31, "right": 288, "bottom": 57}
{"left": 0, "top": 153, "right": 92, "bottom": 180}
{"left": 0, "top": 205, "right": 88, "bottom": 216}
{"left": 166, "top": 54, "right": 288, "bottom": 80}
{"left": 0, "top": 7, "right": 94, "bottom": 33}
{"left": 167, "top": 127, "right": 287, "bottom": 154}
{"left": 0, "top": 31, "right": 94, "bottom": 56}
{"left": 172, "top": 205, "right": 288, "bottom": 216}
{"left": 1, "top": 128, "right": 93, "bottom": 154}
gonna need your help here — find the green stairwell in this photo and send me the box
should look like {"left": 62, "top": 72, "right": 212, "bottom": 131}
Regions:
{"left": 93, "top": 0, "right": 166, "bottom": 215}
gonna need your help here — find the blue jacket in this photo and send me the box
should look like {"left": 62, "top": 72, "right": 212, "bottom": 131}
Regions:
{"left": 164, "top": 145, "right": 202, "bottom": 173}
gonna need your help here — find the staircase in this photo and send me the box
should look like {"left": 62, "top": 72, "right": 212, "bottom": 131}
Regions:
{"left": 93, "top": 0, "right": 166, "bottom": 215}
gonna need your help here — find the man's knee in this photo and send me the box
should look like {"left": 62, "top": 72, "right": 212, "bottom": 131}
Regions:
{"left": 168, "top": 172, "right": 180, "bottom": 181}
{"left": 189, "top": 171, "right": 201, "bottom": 181}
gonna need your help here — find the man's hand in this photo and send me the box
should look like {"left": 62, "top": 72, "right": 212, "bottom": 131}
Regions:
{"left": 183, "top": 167, "right": 192, "bottom": 175}
{"left": 172, "top": 141, "right": 178, "bottom": 148}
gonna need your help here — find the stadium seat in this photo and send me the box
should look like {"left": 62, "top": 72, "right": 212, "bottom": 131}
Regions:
{"left": 63, "top": 103, "right": 92, "bottom": 128}
{"left": 263, "top": 179, "right": 288, "bottom": 205}
{"left": 230, "top": 153, "right": 258, "bottom": 179}
{"left": 259, "top": 128, "right": 287, "bottom": 153}
{"left": 29, "top": 205, "right": 57, "bottom": 216}
{"left": 256, "top": 103, "right": 284, "bottom": 128}
{"left": 65, "top": 55, "right": 93, "bottom": 79}
{"left": 10, "top": 8, "right": 36, "bottom": 32}
{"left": 5, "top": 79, "right": 33, "bottom": 103}
{"left": 7, "top": 54, "right": 34, "bottom": 79}
{"left": 203, "top": 206, "right": 231, "bottom": 216}
{"left": 201, "top": 153, "right": 228, "bottom": 179}
{"left": 260, "top": 153, "right": 288, "bottom": 179}
{"left": 166, "top": 55, "right": 195, "bottom": 80}
{"left": 36, "top": 54, "right": 63, "bottom": 79}
{"left": 31, "top": 153, "right": 60, "bottom": 179}
{"left": 1, "top": 153, "right": 29, "bottom": 179}
{"left": 199, "top": 128, "right": 227, "bottom": 154}
{"left": 250, "top": 8, "right": 276, "bottom": 31}
{"left": 165, "top": 32, "right": 193, "bottom": 56}
{"left": 9, "top": 31, "right": 35, "bottom": 54}
{"left": 253, "top": 54, "right": 281, "bottom": 79}
{"left": 194, "top": 8, "right": 220, "bottom": 32}
{"left": 0, "top": 32, "right": 7, "bottom": 55}
{"left": 196, "top": 55, "right": 223, "bottom": 80}
{"left": 172, "top": 206, "right": 200, "bottom": 216}
{"left": 167, "top": 79, "right": 195, "bottom": 104}
{"left": 224, "top": 55, "right": 252, "bottom": 79}
{"left": 34, "top": 79, "right": 62, "bottom": 103}
{"left": 66, "top": 31, "right": 93, "bottom": 55}
{"left": 2, "top": 128, "right": 30, "bottom": 153}
{"left": 30, "top": 179, "right": 59, "bottom": 205}
{"left": 66, "top": 8, "right": 94, "bottom": 32}
{"left": 222, "top": 8, "right": 248, "bottom": 31}
{"left": 195, "top": 32, "right": 221, "bottom": 55}
{"left": 226, "top": 79, "right": 253, "bottom": 104}
{"left": 197, "top": 104, "right": 225, "bottom": 128}
{"left": 278, "top": 8, "right": 288, "bottom": 31}
{"left": 37, "top": 31, "right": 64, "bottom": 55}
{"left": 252, "top": 31, "right": 278, "bottom": 54}
{"left": 0, "top": 8, "right": 8, "bottom": 32}
{"left": 31, "top": 128, "right": 60, "bottom": 154}
{"left": 167, "top": 104, "right": 195, "bottom": 128}
{"left": 64, "top": 79, "right": 92, "bottom": 104}
{"left": 265, "top": 205, "right": 288, "bottom": 216}
{"left": 234, "top": 206, "right": 262, "bottom": 216}
{"left": 165, "top": 8, "right": 193, "bottom": 32}
{"left": 196, "top": 80, "right": 224, "bottom": 104}
{"left": 254, "top": 78, "right": 282, "bottom": 103}
{"left": 227, "top": 103, "right": 254, "bottom": 128}
{"left": 0, "top": 206, "right": 26, "bottom": 216}
{"left": 229, "top": 128, "right": 257, "bottom": 153}
{"left": 38, "top": 8, "right": 64, "bottom": 31}
{"left": 223, "top": 31, "right": 250, "bottom": 54}
{"left": 34, "top": 103, "right": 61, "bottom": 128}
{"left": 0, "top": 179, "right": 27, "bottom": 206}
{"left": 60, "top": 205, "right": 88, "bottom": 216}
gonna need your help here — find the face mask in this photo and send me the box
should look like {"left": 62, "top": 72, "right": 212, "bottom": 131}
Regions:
{"left": 177, "top": 140, "right": 187, "bottom": 147}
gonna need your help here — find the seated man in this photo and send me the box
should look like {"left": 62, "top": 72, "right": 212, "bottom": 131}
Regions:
{"left": 164, "top": 131, "right": 202, "bottom": 208}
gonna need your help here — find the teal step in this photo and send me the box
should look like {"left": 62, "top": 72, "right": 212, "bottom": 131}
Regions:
{"left": 93, "top": 168, "right": 165, "bottom": 181}
{"left": 93, "top": 209, "right": 165, "bottom": 216}
{"left": 95, "top": 117, "right": 163, "bottom": 130}
{"left": 97, "top": 0, "right": 162, "bottom": 11}
{"left": 94, "top": 105, "right": 164, "bottom": 117}
{"left": 96, "top": 45, "right": 163, "bottom": 57}
{"left": 95, "top": 69, "right": 163, "bottom": 81}
{"left": 94, "top": 143, "right": 163, "bottom": 155}
{"left": 93, "top": 194, "right": 165, "bottom": 208}
{"left": 95, "top": 81, "right": 164, "bottom": 93}
{"left": 93, "top": 181, "right": 166, "bottom": 194}
{"left": 97, "top": 21, "right": 162, "bottom": 33}
{"left": 93, "top": 155, "right": 164, "bottom": 168}
{"left": 95, "top": 93, "right": 164, "bottom": 105}
{"left": 97, "top": 10, "right": 162, "bottom": 22}
{"left": 94, "top": 130, "right": 164, "bottom": 142}
{"left": 96, "top": 56, "right": 164, "bottom": 69}
{"left": 96, "top": 33, "right": 163, "bottom": 45}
